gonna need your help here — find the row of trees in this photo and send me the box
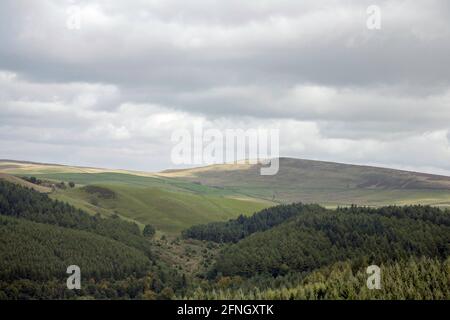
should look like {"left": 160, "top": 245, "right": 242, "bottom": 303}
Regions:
{"left": 337, "top": 204, "right": 450, "bottom": 226}
{"left": 0, "top": 270, "right": 185, "bottom": 300}
{"left": 23, "top": 176, "right": 75, "bottom": 189}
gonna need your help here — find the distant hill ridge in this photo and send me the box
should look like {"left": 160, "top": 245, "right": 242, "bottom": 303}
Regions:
{"left": 2, "top": 157, "right": 450, "bottom": 207}
{"left": 161, "top": 157, "right": 450, "bottom": 189}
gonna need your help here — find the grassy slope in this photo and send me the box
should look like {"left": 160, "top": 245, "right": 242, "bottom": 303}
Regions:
{"left": 160, "top": 158, "right": 450, "bottom": 207}
{"left": 0, "top": 173, "right": 51, "bottom": 193}
{"left": 0, "top": 164, "right": 272, "bottom": 234}
{"left": 51, "top": 184, "right": 270, "bottom": 233}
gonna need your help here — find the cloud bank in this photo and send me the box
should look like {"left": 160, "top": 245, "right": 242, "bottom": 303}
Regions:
{"left": 1, "top": 0, "right": 449, "bottom": 174}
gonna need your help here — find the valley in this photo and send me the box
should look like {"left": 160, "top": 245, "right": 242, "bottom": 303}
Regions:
{"left": 0, "top": 158, "right": 449, "bottom": 300}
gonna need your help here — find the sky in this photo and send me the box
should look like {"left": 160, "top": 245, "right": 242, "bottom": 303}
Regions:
{"left": 1, "top": 0, "right": 450, "bottom": 174}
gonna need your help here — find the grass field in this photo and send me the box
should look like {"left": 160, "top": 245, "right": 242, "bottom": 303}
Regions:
{"left": 50, "top": 183, "right": 270, "bottom": 233}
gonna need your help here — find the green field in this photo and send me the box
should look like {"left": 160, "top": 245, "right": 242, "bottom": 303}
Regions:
{"left": 51, "top": 183, "right": 270, "bottom": 233}
{"left": 7, "top": 171, "right": 271, "bottom": 234}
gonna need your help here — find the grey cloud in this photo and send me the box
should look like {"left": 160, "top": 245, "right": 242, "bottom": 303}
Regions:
{"left": 1, "top": 0, "right": 449, "bottom": 90}
{"left": 0, "top": 0, "right": 450, "bottom": 173}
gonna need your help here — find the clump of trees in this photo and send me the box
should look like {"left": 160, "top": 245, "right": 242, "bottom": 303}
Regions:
{"left": 23, "top": 176, "right": 75, "bottom": 190}
{"left": 23, "top": 176, "right": 42, "bottom": 185}
{"left": 143, "top": 224, "right": 156, "bottom": 238}
{"left": 82, "top": 185, "right": 116, "bottom": 199}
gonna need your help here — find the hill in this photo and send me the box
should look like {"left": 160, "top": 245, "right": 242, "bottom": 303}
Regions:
{"left": 0, "top": 161, "right": 273, "bottom": 234}
{"left": 182, "top": 203, "right": 326, "bottom": 242}
{"left": 52, "top": 182, "right": 270, "bottom": 234}
{"left": 181, "top": 202, "right": 450, "bottom": 299}
{"left": 207, "top": 204, "right": 450, "bottom": 277}
{"left": 0, "top": 215, "right": 151, "bottom": 281}
{"left": 1, "top": 164, "right": 450, "bottom": 300}
{"left": 3, "top": 157, "right": 450, "bottom": 235}
{"left": 160, "top": 158, "right": 450, "bottom": 207}
{"left": 0, "top": 180, "right": 184, "bottom": 299}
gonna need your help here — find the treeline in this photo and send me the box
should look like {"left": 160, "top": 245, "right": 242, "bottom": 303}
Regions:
{"left": 337, "top": 204, "right": 450, "bottom": 226}
{"left": 0, "top": 180, "right": 150, "bottom": 256}
{"left": 209, "top": 205, "right": 450, "bottom": 278}
{"left": 22, "top": 176, "right": 74, "bottom": 189}
{"left": 185, "top": 256, "right": 450, "bottom": 300}
{"left": 182, "top": 203, "right": 326, "bottom": 243}
{"left": 0, "top": 268, "right": 184, "bottom": 300}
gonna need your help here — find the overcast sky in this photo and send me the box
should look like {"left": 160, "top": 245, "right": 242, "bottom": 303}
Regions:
{"left": 1, "top": 0, "right": 450, "bottom": 174}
